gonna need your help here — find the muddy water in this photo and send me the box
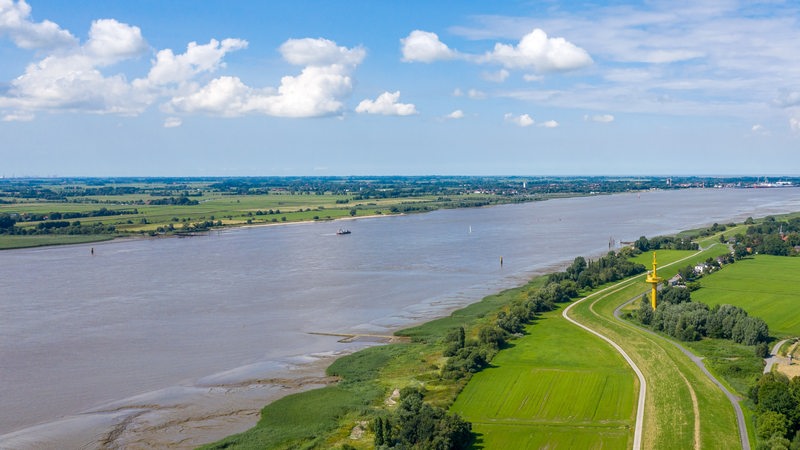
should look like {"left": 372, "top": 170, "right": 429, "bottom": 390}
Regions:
{"left": 1, "top": 188, "right": 799, "bottom": 448}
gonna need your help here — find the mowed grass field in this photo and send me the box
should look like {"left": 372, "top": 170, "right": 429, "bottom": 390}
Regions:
{"left": 450, "top": 306, "right": 637, "bottom": 449}
{"left": 691, "top": 255, "right": 800, "bottom": 337}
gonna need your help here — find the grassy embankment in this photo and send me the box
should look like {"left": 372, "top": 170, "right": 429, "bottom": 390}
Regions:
{"left": 200, "top": 277, "right": 549, "bottom": 449}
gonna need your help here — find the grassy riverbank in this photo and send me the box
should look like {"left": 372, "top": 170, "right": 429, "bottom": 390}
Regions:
{"left": 199, "top": 225, "right": 783, "bottom": 449}
{"left": 200, "top": 277, "right": 549, "bottom": 449}
{"left": 125, "top": 212, "right": 795, "bottom": 449}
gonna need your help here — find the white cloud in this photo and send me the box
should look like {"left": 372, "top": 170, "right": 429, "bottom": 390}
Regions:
{"left": 446, "top": 109, "right": 464, "bottom": 119}
{"left": 453, "top": 88, "right": 463, "bottom": 97}
{"left": 0, "top": 13, "right": 151, "bottom": 115}
{"left": 401, "top": 30, "right": 457, "bottom": 62}
{"left": 585, "top": 114, "right": 615, "bottom": 123}
{"left": 504, "top": 112, "right": 534, "bottom": 127}
{"left": 539, "top": 120, "right": 559, "bottom": 128}
{"left": 280, "top": 37, "right": 365, "bottom": 66}
{"left": 0, "top": 0, "right": 76, "bottom": 49}
{"left": 481, "top": 28, "right": 593, "bottom": 73}
{"left": 402, "top": 27, "right": 590, "bottom": 76}
{"left": 481, "top": 69, "right": 509, "bottom": 83}
{"left": 791, "top": 118, "right": 800, "bottom": 132}
{"left": 355, "top": 91, "right": 417, "bottom": 116}
{"left": 84, "top": 19, "right": 147, "bottom": 64}
{"left": 0, "top": 1, "right": 365, "bottom": 120}
{"left": 163, "top": 117, "right": 182, "bottom": 128}
{"left": 523, "top": 73, "right": 543, "bottom": 82}
{"left": 144, "top": 38, "right": 248, "bottom": 86}
{"left": 448, "top": 3, "right": 800, "bottom": 121}
{"left": 167, "top": 37, "right": 363, "bottom": 118}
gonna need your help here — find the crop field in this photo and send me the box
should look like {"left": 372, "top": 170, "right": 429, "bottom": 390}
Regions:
{"left": 450, "top": 306, "right": 637, "bottom": 449}
{"left": 691, "top": 255, "right": 800, "bottom": 337}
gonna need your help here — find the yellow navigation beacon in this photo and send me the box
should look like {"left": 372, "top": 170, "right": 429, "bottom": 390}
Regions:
{"left": 646, "top": 252, "right": 662, "bottom": 310}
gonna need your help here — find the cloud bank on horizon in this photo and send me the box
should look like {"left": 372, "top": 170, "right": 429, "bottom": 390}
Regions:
{"left": 0, "top": 0, "right": 799, "bottom": 176}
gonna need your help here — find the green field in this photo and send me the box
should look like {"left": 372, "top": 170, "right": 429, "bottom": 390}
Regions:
{"left": 691, "top": 255, "right": 800, "bottom": 337}
{"left": 450, "top": 306, "right": 637, "bottom": 449}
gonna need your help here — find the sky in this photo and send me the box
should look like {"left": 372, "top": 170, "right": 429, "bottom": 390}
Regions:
{"left": 1, "top": 0, "right": 799, "bottom": 177}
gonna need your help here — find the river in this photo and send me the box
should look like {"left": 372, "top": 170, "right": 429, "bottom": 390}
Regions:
{"left": 1, "top": 188, "right": 799, "bottom": 448}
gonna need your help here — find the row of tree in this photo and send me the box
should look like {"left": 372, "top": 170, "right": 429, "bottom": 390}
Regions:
{"left": 550, "top": 251, "right": 647, "bottom": 290}
{"left": 638, "top": 286, "right": 769, "bottom": 345}
{"left": 0, "top": 218, "right": 115, "bottom": 235}
{"left": 634, "top": 235, "right": 700, "bottom": 252}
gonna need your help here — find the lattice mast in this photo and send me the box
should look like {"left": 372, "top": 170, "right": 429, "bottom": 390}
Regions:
{"left": 645, "top": 252, "right": 662, "bottom": 310}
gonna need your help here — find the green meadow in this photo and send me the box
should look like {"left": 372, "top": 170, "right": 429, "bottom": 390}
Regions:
{"left": 691, "top": 255, "right": 800, "bottom": 337}
{"left": 450, "top": 306, "right": 636, "bottom": 449}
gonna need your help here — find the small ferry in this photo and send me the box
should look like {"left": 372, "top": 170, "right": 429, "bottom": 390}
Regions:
{"left": 336, "top": 228, "right": 351, "bottom": 235}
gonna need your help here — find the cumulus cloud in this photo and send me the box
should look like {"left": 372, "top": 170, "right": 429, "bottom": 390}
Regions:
{"left": 163, "top": 116, "right": 182, "bottom": 128}
{"left": 402, "top": 28, "right": 591, "bottom": 76}
{"left": 401, "top": 30, "right": 457, "bottom": 62}
{"left": 504, "top": 112, "right": 534, "bottom": 127}
{"left": 0, "top": 0, "right": 76, "bottom": 49}
{"left": 585, "top": 114, "right": 615, "bottom": 123}
{"left": 280, "top": 37, "right": 365, "bottom": 66}
{"left": 0, "top": 1, "right": 366, "bottom": 120}
{"left": 446, "top": 109, "right": 464, "bottom": 119}
{"left": 791, "top": 118, "right": 800, "bottom": 132}
{"left": 144, "top": 38, "right": 247, "bottom": 86}
{"left": 481, "top": 29, "right": 592, "bottom": 73}
{"left": 166, "top": 37, "right": 364, "bottom": 118}
{"left": 355, "top": 91, "right": 417, "bottom": 116}
{"left": 84, "top": 19, "right": 147, "bottom": 64}
{"left": 539, "top": 120, "right": 558, "bottom": 128}
{"left": 0, "top": 18, "right": 150, "bottom": 116}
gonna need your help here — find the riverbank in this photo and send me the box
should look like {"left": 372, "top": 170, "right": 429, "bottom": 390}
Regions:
{"left": 3, "top": 188, "right": 800, "bottom": 449}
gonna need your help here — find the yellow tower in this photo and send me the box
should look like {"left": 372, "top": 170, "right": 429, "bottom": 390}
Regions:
{"left": 645, "top": 252, "right": 662, "bottom": 310}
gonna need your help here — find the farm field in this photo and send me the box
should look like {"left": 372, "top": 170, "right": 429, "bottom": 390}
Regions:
{"left": 691, "top": 255, "right": 800, "bottom": 337}
{"left": 450, "top": 305, "right": 637, "bottom": 449}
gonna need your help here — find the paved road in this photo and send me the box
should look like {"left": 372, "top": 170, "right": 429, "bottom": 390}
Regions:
{"left": 764, "top": 339, "right": 790, "bottom": 374}
{"left": 613, "top": 296, "right": 751, "bottom": 450}
{"left": 563, "top": 279, "right": 646, "bottom": 450}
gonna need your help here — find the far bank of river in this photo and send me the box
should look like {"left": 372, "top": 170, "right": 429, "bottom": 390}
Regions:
{"left": 1, "top": 188, "right": 799, "bottom": 449}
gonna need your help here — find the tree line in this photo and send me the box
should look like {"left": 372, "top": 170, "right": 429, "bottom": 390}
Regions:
{"left": 637, "top": 286, "right": 769, "bottom": 345}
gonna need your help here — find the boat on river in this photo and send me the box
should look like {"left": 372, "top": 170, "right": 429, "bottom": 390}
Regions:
{"left": 336, "top": 228, "right": 351, "bottom": 235}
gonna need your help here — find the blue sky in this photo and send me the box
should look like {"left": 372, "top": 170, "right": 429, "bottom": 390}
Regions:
{"left": 1, "top": 0, "right": 799, "bottom": 177}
